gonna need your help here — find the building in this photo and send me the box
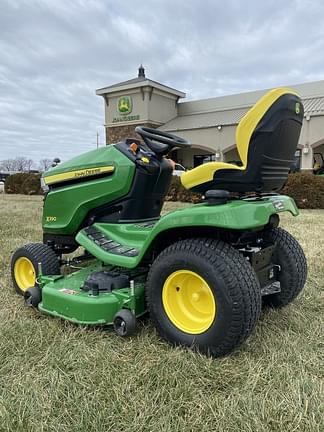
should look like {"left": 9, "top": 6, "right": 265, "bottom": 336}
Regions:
{"left": 96, "top": 66, "right": 324, "bottom": 171}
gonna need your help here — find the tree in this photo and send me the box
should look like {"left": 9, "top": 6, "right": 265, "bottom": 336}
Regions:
{"left": 14, "top": 157, "right": 34, "bottom": 172}
{"left": 38, "top": 158, "right": 53, "bottom": 172}
{"left": 0, "top": 159, "right": 16, "bottom": 172}
{"left": 0, "top": 157, "right": 35, "bottom": 172}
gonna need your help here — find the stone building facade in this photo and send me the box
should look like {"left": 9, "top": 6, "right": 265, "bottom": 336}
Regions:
{"left": 106, "top": 122, "right": 159, "bottom": 144}
{"left": 96, "top": 67, "right": 324, "bottom": 171}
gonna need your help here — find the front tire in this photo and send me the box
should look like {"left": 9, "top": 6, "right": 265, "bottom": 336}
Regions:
{"left": 146, "top": 238, "right": 261, "bottom": 357}
{"left": 113, "top": 309, "right": 137, "bottom": 337}
{"left": 11, "top": 243, "right": 60, "bottom": 295}
{"left": 263, "top": 228, "right": 307, "bottom": 308}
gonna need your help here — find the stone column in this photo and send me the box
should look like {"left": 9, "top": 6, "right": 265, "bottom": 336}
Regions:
{"left": 300, "top": 115, "right": 313, "bottom": 171}
{"left": 106, "top": 123, "right": 159, "bottom": 144}
{"left": 300, "top": 146, "right": 313, "bottom": 171}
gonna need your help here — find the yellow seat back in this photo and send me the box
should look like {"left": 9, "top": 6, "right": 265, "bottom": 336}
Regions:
{"left": 236, "top": 87, "right": 298, "bottom": 167}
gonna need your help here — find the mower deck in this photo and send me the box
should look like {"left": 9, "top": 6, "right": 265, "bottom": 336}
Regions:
{"left": 38, "top": 263, "right": 146, "bottom": 325}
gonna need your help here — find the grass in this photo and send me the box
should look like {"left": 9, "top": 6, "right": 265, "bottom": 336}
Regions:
{"left": 0, "top": 194, "right": 323, "bottom": 432}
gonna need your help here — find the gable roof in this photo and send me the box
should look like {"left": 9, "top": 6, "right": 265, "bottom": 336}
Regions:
{"left": 96, "top": 76, "right": 185, "bottom": 98}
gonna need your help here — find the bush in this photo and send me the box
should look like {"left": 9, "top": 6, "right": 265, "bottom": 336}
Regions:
{"left": 4, "top": 173, "right": 42, "bottom": 195}
{"left": 4, "top": 173, "right": 28, "bottom": 194}
{"left": 281, "top": 172, "right": 324, "bottom": 209}
{"left": 166, "top": 176, "right": 202, "bottom": 203}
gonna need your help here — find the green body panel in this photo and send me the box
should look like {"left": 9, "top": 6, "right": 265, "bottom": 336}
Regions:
{"left": 38, "top": 263, "right": 146, "bottom": 325}
{"left": 42, "top": 146, "right": 135, "bottom": 235}
{"left": 43, "top": 146, "right": 126, "bottom": 177}
{"left": 76, "top": 195, "right": 299, "bottom": 269}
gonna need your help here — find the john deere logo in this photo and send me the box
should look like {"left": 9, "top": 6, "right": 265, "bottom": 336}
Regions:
{"left": 117, "top": 96, "right": 132, "bottom": 115}
{"left": 295, "top": 102, "right": 300, "bottom": 115}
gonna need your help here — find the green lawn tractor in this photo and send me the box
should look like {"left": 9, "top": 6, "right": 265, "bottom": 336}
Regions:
{"left": 11, "top": 87, "right": 307, "bottom": 357}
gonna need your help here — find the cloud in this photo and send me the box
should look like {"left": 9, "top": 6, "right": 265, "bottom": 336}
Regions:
{"left": 0, "top": 0, "right": 324, "bottom": 162}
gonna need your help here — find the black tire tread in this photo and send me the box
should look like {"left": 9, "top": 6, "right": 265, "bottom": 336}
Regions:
{"left": 11, "top": 243, "right": 60, "bottom": 295}
{"left": 263, "top": 227, "right": 307, "bottom": 307}
{"left": 113, "top": 309, "right": 137, "bottom": 337}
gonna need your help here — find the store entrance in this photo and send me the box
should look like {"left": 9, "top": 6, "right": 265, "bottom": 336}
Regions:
{"left": 193, "top": 154, "right": 215, "bottom": 167}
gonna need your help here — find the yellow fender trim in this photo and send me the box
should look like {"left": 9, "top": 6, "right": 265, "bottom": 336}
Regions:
{"left": 181, "top": 87, "right": 299, "bottom": 190}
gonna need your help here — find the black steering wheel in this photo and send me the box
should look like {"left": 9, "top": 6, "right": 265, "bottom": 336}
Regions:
{"left": 135, "top": 126, "right": 191, "bottom": 156}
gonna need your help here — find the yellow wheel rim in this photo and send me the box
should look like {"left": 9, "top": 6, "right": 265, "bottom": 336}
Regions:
{"left": 14, "top": 257, "right": 36, "bottom": 292}
{"left": 162, "top": 270, "right": 216, "bottom": 334}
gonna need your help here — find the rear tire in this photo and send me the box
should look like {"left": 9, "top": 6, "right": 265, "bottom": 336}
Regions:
{"left": 11, "top": 243, "right": 60, "bottom": 296}
{"left": 263, "top": 228, "right": 307, "bottom": 308}
{"left": 146, "top": 238, "right": 261, "bottom": 357}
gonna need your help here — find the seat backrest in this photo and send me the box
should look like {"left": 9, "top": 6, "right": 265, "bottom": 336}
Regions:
{"left": 236, "top": 88, "right": 304, "bottom": 191}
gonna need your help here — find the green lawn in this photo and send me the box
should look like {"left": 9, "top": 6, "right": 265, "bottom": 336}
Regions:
{"left": 0, "top": 194, "right": 323, "bottom": 432}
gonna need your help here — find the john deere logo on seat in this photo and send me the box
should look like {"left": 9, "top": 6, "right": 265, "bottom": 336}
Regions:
{"left": 295, "top": 102, "right": 300, "bottom": 115}
{"left": 117, "top": 96, "right": 132, "bottom": 115}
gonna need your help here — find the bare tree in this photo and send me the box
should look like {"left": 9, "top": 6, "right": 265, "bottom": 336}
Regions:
{"left": 0, "top": 157, "right": 35, "bottom": 172}
{"left": 25, "top": 158, "right": 34, "bottom": 172}
{"left": 13, "top": 157, "right": 34, "bottom": 172}
{"left": 12, "top": 157, "right": 23, "bottom": 171}
{"left": 38, "top": 158, "right": 53, "bottom": 172}
{"left": 0, "top": 159, "right": 16, "bottom": 171}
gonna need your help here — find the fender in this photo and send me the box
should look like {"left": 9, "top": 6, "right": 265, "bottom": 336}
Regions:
{"left": 76, "top": 195, "right": 298, "bottom": 269}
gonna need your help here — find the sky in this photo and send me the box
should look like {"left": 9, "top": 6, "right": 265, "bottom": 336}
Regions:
{"left": 1, "top": 0, "right": 324, "bottom": 163}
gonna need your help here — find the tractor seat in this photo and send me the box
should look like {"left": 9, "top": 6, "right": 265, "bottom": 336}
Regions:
{"left": 181, "top": 88, "right": 304, "bottom": 193}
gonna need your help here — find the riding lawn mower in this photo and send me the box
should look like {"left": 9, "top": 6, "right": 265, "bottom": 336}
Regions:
{"left": 11, "top": 87, "right": 307, "bottom": 357}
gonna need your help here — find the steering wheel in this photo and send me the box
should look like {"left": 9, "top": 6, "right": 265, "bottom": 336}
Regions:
{"left": 135, "top": 126, "right": 191, "bottom": 156}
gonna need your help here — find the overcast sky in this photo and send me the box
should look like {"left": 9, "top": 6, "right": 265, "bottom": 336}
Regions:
{"left": 1, "top": 0, "right": 324, "bottom": 163}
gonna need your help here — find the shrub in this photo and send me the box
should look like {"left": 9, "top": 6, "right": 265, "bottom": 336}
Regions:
{"left": 4, "top": 173, "right": 42, "bottom": 195}
{"left": 281, "top": 172, "right": 324, "bottom": 209}
{"left": 4, "top": 173, "right": 28, "bottom": 194}
{"left": 21, "top": 174, "right": 43, "bottom": 195}
{"left": 166, "top": 176, "right": 202, "bottom": 203}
